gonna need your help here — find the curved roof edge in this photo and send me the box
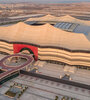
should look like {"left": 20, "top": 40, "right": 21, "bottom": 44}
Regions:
{"left": 0, "top": 22, "right": 90, "bottom": 50}
{"left": 26, "top": 14, "right": 90, "bottom": 26}
{"left": 1, "top": 39, "right": 90, "bottom": 53}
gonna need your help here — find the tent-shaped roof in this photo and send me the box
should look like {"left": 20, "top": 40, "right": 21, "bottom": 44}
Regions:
{"left": 26, "top": 14, "right": 59, "bottom": 22}
{"left": 26, "top": 14, "right": 90, "bottom": 26}
{"left": 0, "top": 22, "right": 90, "bottom": 50}
{"left": 59, "top": 15, "right": 90, "bottom": 26}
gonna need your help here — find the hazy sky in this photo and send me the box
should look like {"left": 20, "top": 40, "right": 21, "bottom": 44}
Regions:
{"left": 0, "top": 0, "right": 90, "bottom": 3}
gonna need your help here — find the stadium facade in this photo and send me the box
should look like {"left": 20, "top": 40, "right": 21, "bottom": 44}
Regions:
{"left": 0, "top": 15, "right": 90, "bottom": 68}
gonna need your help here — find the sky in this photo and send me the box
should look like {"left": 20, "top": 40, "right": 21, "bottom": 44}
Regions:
{"left": 0, "top": 0, "right": 90, "bottom": 4}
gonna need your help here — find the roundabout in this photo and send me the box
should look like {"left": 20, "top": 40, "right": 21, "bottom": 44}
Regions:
{"left": 0, "top": 53, "right": 34, "bottom": 83}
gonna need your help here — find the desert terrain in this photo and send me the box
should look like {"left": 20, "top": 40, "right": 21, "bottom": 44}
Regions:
{"left": 0, "top": 2, "right": 90, "bottom": 20}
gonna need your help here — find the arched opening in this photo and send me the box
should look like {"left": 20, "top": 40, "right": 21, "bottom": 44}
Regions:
{"left": 20, "top": 48, "right": 35, "bottom": 58}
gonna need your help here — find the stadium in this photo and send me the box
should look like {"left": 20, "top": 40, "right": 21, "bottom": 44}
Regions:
{"left": 0, "top": 14, "right": 90, "bottom": 100}
{"left": 0, "top": 15, "right": 90, "bottom": 68}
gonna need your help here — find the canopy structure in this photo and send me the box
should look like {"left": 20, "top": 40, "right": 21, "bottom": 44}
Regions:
{"left": 26, "top": 14, "right": 90, "bottom": 26}
{"left": 26, "top": 14, "right": 58, "bottom": 22}
{"left": 59, "top": 15, "right": 90, "bottom": 26}
{"left": 0, "top": 22, "right": 90, "bottom": 51}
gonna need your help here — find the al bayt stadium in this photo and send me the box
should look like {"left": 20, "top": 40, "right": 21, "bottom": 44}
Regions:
{"left": 0, "top": 15, "right": 90, "bottom": 68}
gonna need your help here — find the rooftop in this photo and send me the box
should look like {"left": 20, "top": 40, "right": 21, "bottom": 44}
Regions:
{"left": 25, "top": 14, "right": 90, "bottom": 41}
{"left": 0, "top": 22, "right": 90, "bottom": 51}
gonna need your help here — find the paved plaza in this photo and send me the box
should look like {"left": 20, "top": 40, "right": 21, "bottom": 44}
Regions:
{"left": 0, "top": 55, "right": 90, "bottom": 100}
{"left": 34, "top": 61, "right": 90, "bottom": 85}
{"left": 0, "top": 74, "right": 90, "bottom": 100}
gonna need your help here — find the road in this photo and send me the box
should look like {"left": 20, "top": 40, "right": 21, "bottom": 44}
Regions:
{"left": 0, "top": 54, "right": 34, "bottom": 80}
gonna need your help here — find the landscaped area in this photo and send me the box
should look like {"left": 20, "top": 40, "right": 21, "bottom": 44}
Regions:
{"left": 5, "top": 83, "right": 28, "bottom": 99}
